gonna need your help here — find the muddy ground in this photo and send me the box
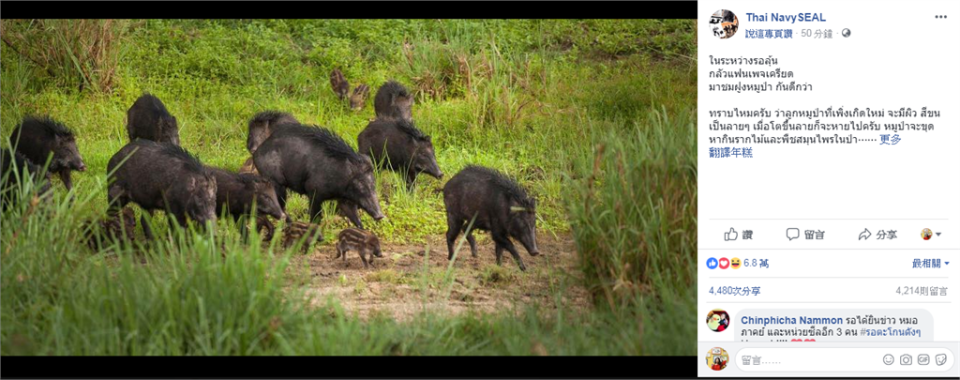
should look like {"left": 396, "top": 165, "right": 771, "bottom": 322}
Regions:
{"left": 286, "top": 232, "right": 590, "bottom": 321}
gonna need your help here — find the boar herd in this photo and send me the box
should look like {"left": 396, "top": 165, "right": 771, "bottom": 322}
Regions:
{"left": 1, "top": 72, "right": 541, "bottom": 271}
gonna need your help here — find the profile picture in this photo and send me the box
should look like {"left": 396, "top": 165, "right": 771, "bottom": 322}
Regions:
{"left": 706, "top": 347, "right": 730, "bottom": 371}
{"left": 706, "top": 309, "right": 730, "bottom": 332}
{"left": 710, "top": 9, "right": 739, "bottom": 39}
{"left": 921, "top": 228, "right": 933, "bottom": 240}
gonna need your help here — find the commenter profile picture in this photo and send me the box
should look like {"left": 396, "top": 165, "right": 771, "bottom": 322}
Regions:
{"left": 710, "top": 9, "right": 739, "bottom": 39}
{"left": 706, "top": 347, "right": 730, "bottom": 371}
{"left": 707, "top": 309, "right": 730, "bottom": 332}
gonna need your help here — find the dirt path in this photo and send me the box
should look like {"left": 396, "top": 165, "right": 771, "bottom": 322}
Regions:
{"left": 288, "top": 232, "right": 590, "bottom": 321}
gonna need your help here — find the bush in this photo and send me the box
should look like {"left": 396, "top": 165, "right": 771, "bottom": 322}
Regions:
{"left": 1, "top": 19, "right": 129, "bottom": 93}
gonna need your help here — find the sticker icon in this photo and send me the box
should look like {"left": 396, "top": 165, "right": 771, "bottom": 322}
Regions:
{"left": 936, "top": 353, "right": 947, "bottom": 366}
{"left": 730, "top": 257, "right": 741, "bottom": 269}
{"left": 719, "top": 257, "right": 730, "bottom": 269}
{"left": 707, "top": 257, "right": 719, "bottom": 270}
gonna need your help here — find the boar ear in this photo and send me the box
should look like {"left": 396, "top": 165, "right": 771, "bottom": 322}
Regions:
{"left": 360, "top": 155, "right": 374, "bottom": 170}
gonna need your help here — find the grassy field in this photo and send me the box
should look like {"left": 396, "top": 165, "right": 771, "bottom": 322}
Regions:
{"left": 1, "top": 19, "right": 697, "bottom": 355}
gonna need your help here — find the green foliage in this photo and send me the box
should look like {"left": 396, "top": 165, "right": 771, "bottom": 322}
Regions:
{"left": 1, "top": 19, "right": 697, "bottom": 356}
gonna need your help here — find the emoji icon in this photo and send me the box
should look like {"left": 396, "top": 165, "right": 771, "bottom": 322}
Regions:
{"left": 883, "top": 354, "right": 894, "bottom": 365}
{"left": 707, "top": 258, "right": 718, "bottom": 270}
{"left": 730, "top": 257, "right": 741, "bottom": 269}
{"left": 922, "top": 228, "right": 933, "bottom": 240}
{"left": 719, "top": 257, "right": 730, "bottom": 269}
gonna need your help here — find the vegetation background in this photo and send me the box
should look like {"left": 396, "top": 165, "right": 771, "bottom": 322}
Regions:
{"left": 1, "top": 19, "right": 697, "bottom": 355}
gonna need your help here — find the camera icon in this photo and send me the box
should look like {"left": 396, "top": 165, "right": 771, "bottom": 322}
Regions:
{"left": 900, "top": 354, "right": 912, "bottom": 365}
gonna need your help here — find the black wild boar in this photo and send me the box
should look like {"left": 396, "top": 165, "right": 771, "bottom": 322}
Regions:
{"left": 350, "top": 84, "right": 370, "bottom": 111}
{"left": 335, "top": 228, "right": 382, "bottom": 268}
{"left": 208, "top": 166, "right": 285, "bottom": 236}
{"left": 106, "top": 140, "right": 217, "bottom": 239}
{"left": 1, "top": 147, "right": 52, "bottom": 210}
{"left": 330, "top": 69, "right": 350, "bottom": 100}
{"left": 443, "top": 165, "right": 539, "bottom": 271}
{"left": 247, "top": 111, "right": 298, "bottom": 155}
{"left": 127, "top": 93, "right": 180, "bottom": 145}
{"left": 10, "top": 116, "right": 86, "bottom": 191}
{"left": 374, "top": 80, "right": 414, "bottom": 122}
{"left": 357, "top": 118, "right": 442, "bottom": 190}
{"left": 253, "top": 123, "right": 385, "bottom": 229}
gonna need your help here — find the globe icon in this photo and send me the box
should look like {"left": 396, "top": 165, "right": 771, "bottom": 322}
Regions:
{"left": 842, "top": 28, "right": 851, "bottom": 38}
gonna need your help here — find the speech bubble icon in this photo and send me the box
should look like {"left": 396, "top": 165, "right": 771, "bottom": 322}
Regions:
{"left": 786, "top": 228, "right": 800, "bottom": 241}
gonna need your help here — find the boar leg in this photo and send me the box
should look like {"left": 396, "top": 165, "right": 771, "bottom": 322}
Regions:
{"left": 403, "top": 170, "right": 417, "bottom": 192}
{"left": 59, "top": 169, "right": 73, "bottom": 191}
{"left": 445, "top": 215, "right": 464, "bottom": 260}
{"left": 257, "top": 216, "right": 276, "bottom": 241}
{"left": 466, "top": 233, "right": 478, "bottom": 258}
{"left": 492, "top": 234, "right": 526, "bottom": 272}
{"left": 360, "top": 249, "right": 369, "bottom": 268}
{"left": 336, "top": 200, "right": 364, "bottom": 230}
{"left": 494, "top": 244, "right": 504, "bottom": 266}
{"left": 307, "top": 197, "right": 326, "bottom": 225}
{"left": 273, "top": 184, "right": 291, "bottom": 223}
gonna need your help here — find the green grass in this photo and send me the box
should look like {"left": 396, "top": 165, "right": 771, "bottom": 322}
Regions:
{"left": 2, "top": 19, "right": 697, "bottom": 356}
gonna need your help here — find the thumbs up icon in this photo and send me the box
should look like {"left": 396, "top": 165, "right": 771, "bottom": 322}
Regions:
{"left": 724, "top": 228, "right": 738, "bottom": 241}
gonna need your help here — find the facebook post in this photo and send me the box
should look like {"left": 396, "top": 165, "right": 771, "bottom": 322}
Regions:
{"left": 2, "top": 2, "right": 959, "bottom": 380}
{"left": 698, "top": 0, "right": 960, "bottom": 377}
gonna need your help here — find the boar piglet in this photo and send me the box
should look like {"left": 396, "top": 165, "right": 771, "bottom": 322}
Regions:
{"left": 107, "top": 140, "right": 217, "bottom": 239}
{"left": 127, "top": 93, "right": 180, "bottom": 146}
{"left": 443, "top": 165, "right": 539, "bottom": 271}
{"left": 10, "top": 116, "right": 86, "bottom": 191}
{"left": 357, "top": 118, "right": 442, "bottom": 190}
{"left": 350, "top": 84, "right": 370, "bottom": 111}
{"left": 335, "top": 228, "right": 382, "bottom": 268}
{"left": 373, "top": 80, "right": 414, "bottom": 122}
{"left": 84, "top": 207, "right": 137, "bottom": 249}
{"left": 330, "top": 69, "right": 350, "bottom": 100}
{"left": 282, "top": 221, "right": 323, "bottom": 253}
